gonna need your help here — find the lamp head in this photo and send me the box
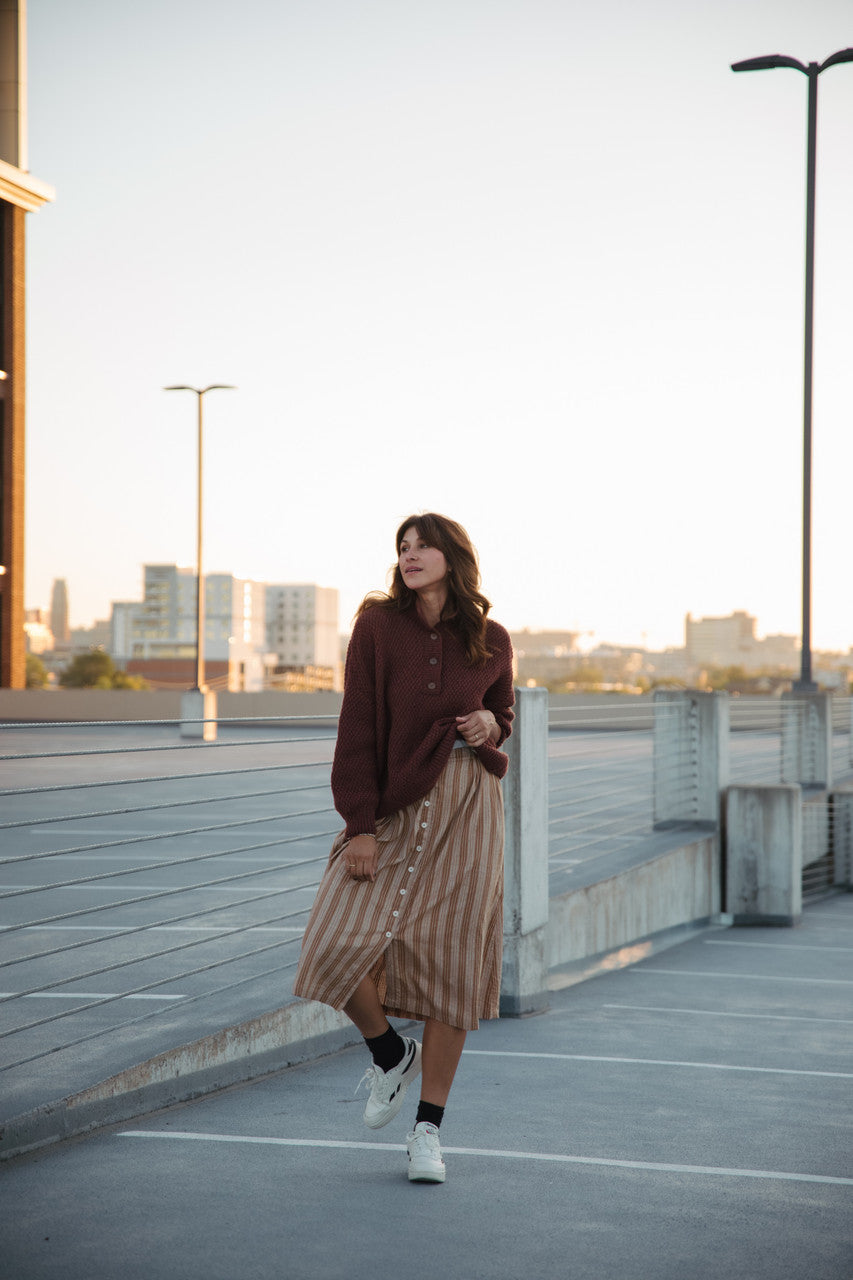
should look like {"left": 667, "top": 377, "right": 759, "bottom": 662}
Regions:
{"left": 163, "top": 384, "right": 236, "bottom": 394}
{"left": 731, "top": 54, "right": 808, "bottom": 73}
{"left": 820, "top": 48, "right": 853, "bottom": 71}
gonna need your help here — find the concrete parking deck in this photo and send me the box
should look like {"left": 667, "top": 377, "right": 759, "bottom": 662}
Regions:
{"left": 0, "top": 722, "right": 711, "bottom": 1153}
{"left": 2, "top": 895, "right": 851, "bottom": 1280}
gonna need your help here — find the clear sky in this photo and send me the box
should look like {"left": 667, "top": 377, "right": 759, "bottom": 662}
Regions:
{"left": 23, "top": 0, "right": 853, "bottom": 650}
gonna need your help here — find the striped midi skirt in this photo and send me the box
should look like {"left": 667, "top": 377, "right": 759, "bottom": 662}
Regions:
{"left": 293, "top": 749, "right": 504, "bottom": 1031}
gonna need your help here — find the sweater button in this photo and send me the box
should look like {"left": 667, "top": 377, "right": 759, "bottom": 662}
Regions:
{"left": 429, "top": 657, "right": 437, "bottom": 665}
{"left": 430, "top": 633, "right": 438, "bottom": 640}
{"left": 427, "top": 682, "right": 436, "bottom": 690}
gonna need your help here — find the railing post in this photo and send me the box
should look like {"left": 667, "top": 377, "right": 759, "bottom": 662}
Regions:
{"left": 653, "top": 690, "right": 729, "bottom": 827}
{"left": 501, "top": 685, "right": 549, "bottom": 1016}
{"left": 830, "top": 786, "right": 853, "bottom": 890}
{"left": 781, "top": 690, "right": 832, "bottom": 789}
{"left": 180, "top": 688, "right": 218, "bottom": 741}
{"left": 725, "top": 785, "right": 802, "bottom": 925}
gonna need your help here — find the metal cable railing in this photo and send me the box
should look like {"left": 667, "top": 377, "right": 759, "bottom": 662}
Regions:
{"left": 723, "top": 696, "right": 852, "bottom": 898}
{"left": 548, "top": 701, "right": 666, "bottom": 879}
{"left": 728, "top": 699, "right": 785, "bottom": 785}
{"left": 0, "top": 718, "right": 338, "bottom": 1088}
{"left": 726, "top": 694, "right": 852, "bottom": 787}
{"left": 2, "top": 696, "right": 849, "bottom": 1111}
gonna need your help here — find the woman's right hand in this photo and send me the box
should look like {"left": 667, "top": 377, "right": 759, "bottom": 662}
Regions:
{"left": 345, "top": 833, "right": 378, "bottom": 882}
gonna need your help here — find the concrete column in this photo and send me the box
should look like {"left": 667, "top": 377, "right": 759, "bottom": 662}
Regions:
{"left": 501, "top": 685, "right": 549, "bottom": 1016}
{"left": 725, "top": 784, "right": 802, "bottom": 925}
{"left": 0, "top": 200, "right": 26, "bottom": 689}
{"left": 830, "top": 786, "right": 853, "bottom": 890}
{"left": 781, "top": 691, "right": 832, "bottom": 789}
{"left": 180, "top": 688, "right": 218, "bottom": 741}
{"left": 653, "top": 690, "right": 729, "bottom": 828}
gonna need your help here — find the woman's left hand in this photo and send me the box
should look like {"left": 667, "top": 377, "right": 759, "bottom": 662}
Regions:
{"left": 456, "top": 709, "right": 499, "bottom": 748}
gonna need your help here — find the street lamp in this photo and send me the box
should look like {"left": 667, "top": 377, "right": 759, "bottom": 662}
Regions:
{"left": 732, "top": 49, "right": 853, "bottom": 692}
{"left": 163, "top": 384, "right": 235, "bottom": 692}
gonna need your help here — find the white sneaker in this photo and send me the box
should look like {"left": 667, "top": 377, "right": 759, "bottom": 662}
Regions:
{"left": 358, "top": 1036, "right": 422, "bottom": 1130}
{"left": 406, "top": 1121, "right": 446, "bottom": 1183}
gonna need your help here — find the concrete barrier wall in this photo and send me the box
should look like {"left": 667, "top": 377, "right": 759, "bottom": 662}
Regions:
{"left": 0, "top": 689, "right": 344, "bottom": 723}
{"left": 547, "top": 834, "right": 720, "bottom": 982}
{"left": 6, "top": 688, "right": 833, "bottom": 729}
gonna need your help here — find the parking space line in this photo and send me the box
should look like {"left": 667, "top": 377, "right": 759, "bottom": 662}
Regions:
{"left": 0, "top": 924, "right": 305, "bottom": 933}
{"left": 116, "top": 1130, "right": 853, "bottom": 1187}
{"left": 0, "top": 991, "right": 186, "bottom": 1000}
{"left": 795, "top": 913, "right": 853, "bottom": 923}
{"left": 705, "top": 940, "right": 853, "bottom": 954}
{"left": 631, "top": 968, "right": 853, "bottom": 986}
{"left": 0, "top": 885, "right": 311, "bottom": 894}
{"left": 462, "top": 1050, "right": 853, "bottom": 1079}
{"left": 603, "top": 1003, "right": 853, "bottom": 1026}
{"left": 12, "top": 854, "right": 316, "bottom": 864}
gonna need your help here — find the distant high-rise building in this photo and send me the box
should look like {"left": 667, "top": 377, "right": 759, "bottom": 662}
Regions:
{"left": 685, "top": 611, "right": 756, "bottom": 668}
{"left": 113, "top": 565, "right": 269, "bottom": 691}
{"left": 24, "top": 608, "right": 53, "bottom": 655}
{"left": 685, "top": 610, "right": 797, "bottom": 672}
{"left": 266, "top": 584, "right": 341, "bottom": 690}
{"left": 108, "top": 568, "right": 340, "bottom": 691}
{"left": 50, "top": 579, "right": 70, "bottom": 644}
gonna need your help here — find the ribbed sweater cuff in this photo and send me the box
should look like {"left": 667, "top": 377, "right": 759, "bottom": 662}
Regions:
{"left": 344, "top": 814, "right": 377, "bottom": 839}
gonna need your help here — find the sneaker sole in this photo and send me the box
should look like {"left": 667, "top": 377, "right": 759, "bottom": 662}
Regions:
{"left": 363, "top": 1041, "right": 422, "bottom": 1130}
{"left": 408, "top": 1162, "right": 446, "bottom": 1184}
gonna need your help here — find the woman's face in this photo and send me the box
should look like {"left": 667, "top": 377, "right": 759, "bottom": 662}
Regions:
{"left": 398, "top": 526, "right": 448, "bottom": 594}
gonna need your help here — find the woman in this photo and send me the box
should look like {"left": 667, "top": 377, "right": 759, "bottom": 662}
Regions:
{"left": 293, "top": 512, "right": 514, "bottom": 1184}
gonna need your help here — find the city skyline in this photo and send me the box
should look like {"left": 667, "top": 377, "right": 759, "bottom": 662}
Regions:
{"left": 32, "top": 566, "right": 845, "bottom": 663}
{"left": 23, "top": 1, "right": 853, "bottom": 653}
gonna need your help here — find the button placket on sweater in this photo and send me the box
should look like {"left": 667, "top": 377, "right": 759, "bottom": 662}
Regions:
{"left": 425, "top": 630, "right": 442, "bottom": 693}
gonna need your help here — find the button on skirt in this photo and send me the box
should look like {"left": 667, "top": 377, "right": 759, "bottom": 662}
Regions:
{"left": 293, "top": 749, "right": 504, "bottom": 1030}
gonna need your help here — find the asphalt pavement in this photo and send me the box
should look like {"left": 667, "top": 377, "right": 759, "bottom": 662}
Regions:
{"left": 2, "top": 895, "right": 851, "bottom": 1280}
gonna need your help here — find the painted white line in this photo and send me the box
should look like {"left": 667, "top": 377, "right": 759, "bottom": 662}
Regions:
{"left": 630, "top": 968, "right": 853, "bottom": 986}
{"left": 0, "top": 884, "right": 312, "bottom": 894}
{"left": 0, "top": 924, "right": 305, "bottom": 933}
{"left": 603, "top": 1003, "right": 853, "bottom": 1027}
{"left": 462, "top": 1050, "right": 853, "bottom": 1080}
{"left": 116, "top": 1130, "right": 853, "bottom": 1187}
{"left": 0, "top": 991, "right": 186, "bottom": 1001}
{"left": 705, "top": 940, "right": 853, "bottom": 954}
{"left": 17, "top": 854, "right": 308, "bottom": 864}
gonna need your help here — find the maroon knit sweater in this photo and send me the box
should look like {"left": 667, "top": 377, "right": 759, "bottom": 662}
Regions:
{"left": 331, "top": 603, "right": 515, "bottom": 836}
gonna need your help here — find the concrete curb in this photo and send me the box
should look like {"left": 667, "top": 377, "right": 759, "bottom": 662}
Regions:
{"left": 0, "top": 999, "right": 360, "bottom": 1163}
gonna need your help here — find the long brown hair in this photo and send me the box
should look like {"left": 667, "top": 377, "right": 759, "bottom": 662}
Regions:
{"left": 359, "top": 512, "right": 493, "bottom": 666}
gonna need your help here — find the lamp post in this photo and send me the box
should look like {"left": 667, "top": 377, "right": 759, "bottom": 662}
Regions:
{"left": 732, "top": 49, "right": 853, "bottom": 692}
{"left": 164, "top": 384, "right": 235, "bottom": 738}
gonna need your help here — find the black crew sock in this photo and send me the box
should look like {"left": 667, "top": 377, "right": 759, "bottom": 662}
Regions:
{"left": 364, "top": 1025, "right": 406, "bottom": 1073}
{"left": 415, "top": 1100, "right": 445, "bottom": 1130}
